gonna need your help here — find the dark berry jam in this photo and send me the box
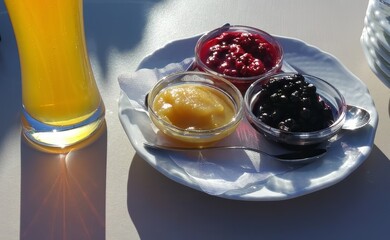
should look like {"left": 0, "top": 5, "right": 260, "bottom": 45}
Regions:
{"left": 252, "top": 74, "right": 334, "bottom": 132}
{"left": 199, "top": 31, "right": 280, "bottom": 78}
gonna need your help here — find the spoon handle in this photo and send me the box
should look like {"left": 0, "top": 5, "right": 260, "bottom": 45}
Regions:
{"left": 143, "top": 142, "right": 327, "bottom": 163}
{"left": 144, "top": 142, "right": 267, "bottom": 154}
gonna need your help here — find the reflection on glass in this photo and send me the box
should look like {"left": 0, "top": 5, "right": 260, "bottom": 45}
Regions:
{"left": 361, "top": 0, "right": 390, "bottom": 88}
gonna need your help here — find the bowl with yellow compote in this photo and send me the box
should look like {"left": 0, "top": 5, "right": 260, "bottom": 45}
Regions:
{"left": 147, "top": 71, "right": 243, "bottom": 146}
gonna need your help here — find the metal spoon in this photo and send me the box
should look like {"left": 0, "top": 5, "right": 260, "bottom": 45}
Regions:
{"left": 342, "top": 105, "right": 371, "bottom": 130}
{"left": 144, "top": 142, "right": 327, "bottom": 164}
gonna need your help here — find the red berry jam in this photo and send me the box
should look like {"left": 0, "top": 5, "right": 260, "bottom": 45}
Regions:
{"left": 199, "top": 31, "right": 280, "bottom": 78}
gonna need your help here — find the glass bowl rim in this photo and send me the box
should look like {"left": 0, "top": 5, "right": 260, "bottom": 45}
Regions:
{"left": 194, "top": 24, "right": 284, "bottom": 82}
{"left": 243, "top": 72, "right": 347, "bottom": 138}
{"left": 147, "top": 71, "right": 244, "bottom": 137}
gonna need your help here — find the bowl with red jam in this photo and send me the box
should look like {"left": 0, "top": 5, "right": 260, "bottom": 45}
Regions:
{"left": 244, "top": 73, "right": 347, "bottom": 146}
{"left": 147, "top": 71, "right": 243, "bottom": 146}
{"left": 195, "top": 24, "right": 283, "bottom": 94}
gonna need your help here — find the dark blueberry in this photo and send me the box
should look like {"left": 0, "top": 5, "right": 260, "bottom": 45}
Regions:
{"left": 306, "top": 83, "right": 316, "bottom": 94}
{"left": 317, "top": 99, "right": 326, "bottom": 108}
{"left": 300, "top": 107, "right": 311, "bottom": 120}
{"left": 270, "top": 93, "right": 279, "bottom": 103}
{"left": 271, "top": 110, "right": 283, "bottom": 123}
{"left": 257, "top": 88, "right": 269, "bottom": 99}
{"left": 284, "top": 118, "right": 296, "bottom": 130}
{"left": 259, "top": 112, "right": 272, "bottom": 125}
{"left": 295, "top": 74, "right": 305, "bottom": 80}
{"left": 279, "top": 94, "right": 288, "bottom": 104}
{"left": 278, "top": 121, "right": 290, "bottom": 131}
{"left": 294, "top": 80, "right": 303, "bottom": 86}
{"left": 301, "top": 97, "right": 311, "bottom": 107}
{"left": 282, "top": 83, "right": 293, "bottom": 93}
{"left": 257, "top": 105, "right": 266, "bottom": 114}
{"left": 289, "top": 90, "right": 300, "bottom": 103}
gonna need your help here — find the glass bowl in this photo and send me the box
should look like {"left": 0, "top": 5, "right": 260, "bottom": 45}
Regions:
{"left": 147, "top": 71, "right": 243, "bottom": 146}
{"left": 244, "top": 73, "right": 347, "bottom": 146}
{"left": 195, "top": 24, "right": 283, "bottom": 94}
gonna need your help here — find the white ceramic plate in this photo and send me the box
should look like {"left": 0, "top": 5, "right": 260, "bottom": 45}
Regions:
{"left": 118, "top": 35, "right": 378, "bottom": 201}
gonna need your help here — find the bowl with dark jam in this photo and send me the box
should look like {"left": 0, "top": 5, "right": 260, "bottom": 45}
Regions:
{"left": 195, "top": 25, "right": 283, "bottom": 94}
{"left": 244, "top": 73, "right": 347, "bottom": 146}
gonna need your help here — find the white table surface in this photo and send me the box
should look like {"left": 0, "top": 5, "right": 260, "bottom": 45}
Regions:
{"left": 1, "top": 0, "right": 390, "bottom": 239}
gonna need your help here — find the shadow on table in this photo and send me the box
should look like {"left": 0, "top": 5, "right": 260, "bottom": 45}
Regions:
{"left": 127, "top": 145, "right": 390, "bottom": 240}
{"left": 0, "top": 3, "right": 22, "bottom": 156}
{"left": 83, "top": 0, "right": 164, "bottom": 81}
{"left": 20, "top": 121, "right": 107, "bottom": 240}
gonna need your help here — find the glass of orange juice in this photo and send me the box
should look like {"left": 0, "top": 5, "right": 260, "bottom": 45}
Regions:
{"left": 5, "top": 0, "right": 105, "bottom": 148}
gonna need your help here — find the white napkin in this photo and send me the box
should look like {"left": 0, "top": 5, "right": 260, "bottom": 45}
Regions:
{"left": 118, "top": 57, "right": 195, "bottom": 111}
{"left": 118, "top": 58, "right": 306, "bottom": 196}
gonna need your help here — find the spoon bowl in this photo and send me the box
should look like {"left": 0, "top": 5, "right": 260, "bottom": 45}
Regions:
{"left": 342, "top": 105, "right": 371, "bottom": 130}
{"left": 144, "top": 142, "right": 327, "bottom": 165}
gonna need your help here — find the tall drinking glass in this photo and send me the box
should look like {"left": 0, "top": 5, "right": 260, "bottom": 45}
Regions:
{"left": 5, "top": 0, "right": 105, "bottom": 148}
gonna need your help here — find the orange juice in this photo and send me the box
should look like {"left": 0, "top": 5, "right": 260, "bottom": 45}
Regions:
{"left": 5, "top": 0, "right": 105, "bottom": 147}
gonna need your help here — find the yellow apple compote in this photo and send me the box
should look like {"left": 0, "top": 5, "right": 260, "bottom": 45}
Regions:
{"left": 148, "top": 72, "right": 243, "bottom": 146}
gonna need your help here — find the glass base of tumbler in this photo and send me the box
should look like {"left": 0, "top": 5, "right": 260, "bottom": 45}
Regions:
{"left": 22, "top": 105, "right": 105, "bottom": 149}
